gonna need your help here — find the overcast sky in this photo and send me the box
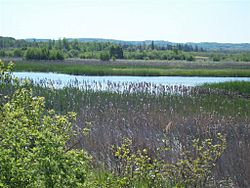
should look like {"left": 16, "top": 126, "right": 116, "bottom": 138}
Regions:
{"left": 1, "top": 0, "right": 250, "bottom": 43}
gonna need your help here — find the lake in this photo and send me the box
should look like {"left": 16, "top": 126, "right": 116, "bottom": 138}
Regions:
{"left": 13, "top": 72, "right": 250, "bottom": 93}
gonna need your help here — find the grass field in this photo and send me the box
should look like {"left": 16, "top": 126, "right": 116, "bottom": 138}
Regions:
{"left": 10, "top": 58, "right": 250, "bottom": 77}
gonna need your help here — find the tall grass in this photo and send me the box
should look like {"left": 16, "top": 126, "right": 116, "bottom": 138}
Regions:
{"left": 13, "top": 60, "right": 250, "bottom": 77}
{"left": 201, "top": 81, "right": 250, "bottom": 96}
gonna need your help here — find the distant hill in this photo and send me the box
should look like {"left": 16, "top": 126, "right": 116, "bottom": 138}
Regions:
{"left": 67, "top": 38, "right": 250, "bottom": 51}
{"left": 186, "top": 42, "right": 250, "bottom": 51}
{"left": 4, "top": 36, "right": 250, "bottom": 51}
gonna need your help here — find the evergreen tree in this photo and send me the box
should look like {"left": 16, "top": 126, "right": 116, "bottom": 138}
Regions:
{"left": 151, "top": 41, "right": 155, "bottom": 50}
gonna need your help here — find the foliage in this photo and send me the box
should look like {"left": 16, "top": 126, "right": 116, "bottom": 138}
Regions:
{"left": 67, "top": 49, "right": 80, "bottom": 58}
{"left": 0, "top": 60, "right": 14, "bottom": 84}
{"left": 0, "top": 61, "right": 91, "bottom": 187}
{"left": 13, "top": 48, "right": 24, "bottom": 57}
{"left": 111, "top": 134, "right": 226, "bottom": 187}
{"left": 109, "top": 45, "right": 124, "bottom": 59}
{"left": 25, "top": 48, "right": 64, "bottom": 60}
{"left": 0, "top": 50, "right": 6, "bottom": 57}
{"left": 123, "top": 50, "right": 194, "bottom": 61}
{"left": 168, "top": 133, "right": 226, "bottom": 187}
{"left": 0, "top": 88, "right": 92, "bottom": 187}
{"left": 1, "top": 36, "right": 250, "bottom": 61}
{"left": 100, "top": 51, "right": 110, "bottom": 61}
{"left": 111, "top": 138, "right": 164, "bottom": 188}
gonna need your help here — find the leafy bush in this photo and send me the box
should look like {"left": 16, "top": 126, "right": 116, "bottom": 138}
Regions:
{"left": 0, "top": 88, "right": 92, "bottom": 187}
{"left": 54, "top": 49, "right": 65, "bottom": 60}
{"left": 111, "top": 138, "right": 164, "bottom": 187}
{"left": 111, "top": 134, "right": 226, "bottom": 187}
{"left": 0, "top": 60, "right": 14, "bottom": 84}
{"left": 167, "top": 133, "right": 226, "bottom": 187}
{"left": 0, "top": 62, "right": 91, "bottom": 187}
{"left": 68, "top": 49, "right": 80, "bottom": 58}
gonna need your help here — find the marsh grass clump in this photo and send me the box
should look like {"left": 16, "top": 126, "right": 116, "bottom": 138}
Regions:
{"left": 201, "top": 81, "right": 250, "bottom": 96}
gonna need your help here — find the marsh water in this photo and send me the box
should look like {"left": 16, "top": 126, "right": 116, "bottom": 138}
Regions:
{"left": 13, "top": 72, "right": 250, "bottom": 85}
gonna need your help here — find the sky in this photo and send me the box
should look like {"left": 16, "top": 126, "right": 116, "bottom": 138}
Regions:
{"left": 1, "top": 0, "right": 250, "bottom": 43}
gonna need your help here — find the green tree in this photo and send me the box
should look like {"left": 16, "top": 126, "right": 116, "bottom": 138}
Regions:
{"left": 109, "top": 45, "right": 124, "bottom": 59}
{"left": 56, "top": 50, "right": 65, "bottom": 60}
{"left": 151, "top": 41, "right": 155, "bottom": 50}
{"left": 49, "top": 49, "right": 58, "bottom": 60}
{"left": 25, "top": 48, "right": 40, "bottom": 60}
{"left": 0, "top": 50, "right": 6, "bottom": 57}
{"left": 55, "top": 39, "right": 63, "bottom": 50}
{"left": 72, "top": 39, "right": 80, "bottom": 51}
{"left": 62, "top": 38, "right": 70, "bottom": 50}
{"left": 13, "top": 49, "right": 23, "bottom": 57}
{"left": 41, "top": 47, "right": 50, "bottom": 60}
{"left": 48, "top": 39, "right": 53, "bottom": 50}
{"left": 100, "top": 51, "right": 110, "bottom": 61}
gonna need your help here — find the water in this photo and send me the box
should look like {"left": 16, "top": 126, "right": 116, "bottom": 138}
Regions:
{"left": 13, "top": 72, "right": 250, "bottom": 87}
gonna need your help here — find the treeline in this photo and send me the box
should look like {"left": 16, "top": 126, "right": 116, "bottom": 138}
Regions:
{"left": 0, "top": 36, "right": 204, "bottom": 52}
{"left": 209, "top": 52, "right": 250, "bottom": 62}
{"left": 1, "top": 36, "right": 250, "bottom": 61}
{"left": 124, "top": 50, "right": 194, "bottom": 61}
{"left": 25, "top": 48, "right": 64, "bottom": 60}
{"left": 0, "top": 36, "right": 202, "bottom": 61}
{"left": 0, "top": 48, "right": 64, "bottom": 60}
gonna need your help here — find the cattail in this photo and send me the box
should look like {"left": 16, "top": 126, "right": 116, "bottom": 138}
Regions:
{"left": 165, "top": 121, "right": 173, "bottom": 133}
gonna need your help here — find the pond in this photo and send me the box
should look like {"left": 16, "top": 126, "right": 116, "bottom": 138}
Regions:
{"left": 13, "top": 72, "right": 250, "bottom": 86}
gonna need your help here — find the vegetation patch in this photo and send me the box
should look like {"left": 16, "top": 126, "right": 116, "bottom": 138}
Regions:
{"left": 1, "top": 60, "right": 250, "bottom": 187}
{"left": 12, "top": 60, "right": 250, "bottom": 77}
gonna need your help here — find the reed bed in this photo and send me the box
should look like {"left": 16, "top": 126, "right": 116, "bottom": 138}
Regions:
{"left": 1, "top": 78, "right": 250, "bottom": 187}
{"left": 12, "top": 59, "right": 250, "bottom": 77}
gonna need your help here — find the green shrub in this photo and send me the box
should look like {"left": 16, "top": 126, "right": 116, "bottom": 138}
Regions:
{"left": 0, "top": 62, "right": 91, "bottom": 187}
{"left": 0, "top": 88, "right": 92, "bottom": 187}
{"left": 68, "top": 49, "right": 79, "bottom": 58}
{"left": 168, "top": 133, "right": 226, "bottom": 187}
{"left": 0, "top": 60, "right": 14, "bottom": 84}
{"left": 112, "top": 134, "right": 226, "bottom": 188}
